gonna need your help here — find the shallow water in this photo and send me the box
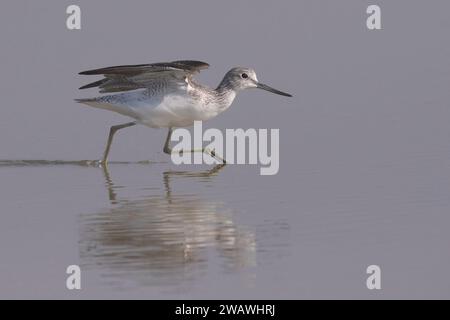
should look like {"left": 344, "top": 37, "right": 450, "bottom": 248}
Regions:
{"left": 1, "top": 155, "right": 449, "bottom": 299}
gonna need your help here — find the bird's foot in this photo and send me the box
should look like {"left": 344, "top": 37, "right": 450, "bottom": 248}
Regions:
{"left": 163, "top": 146, "right": 172, "bottom": 155}
{"left": 92, "top": 159, "right": 108, "bottom": 168}
{"left": 206, "top": 148, "right": 227, "bottom": 165}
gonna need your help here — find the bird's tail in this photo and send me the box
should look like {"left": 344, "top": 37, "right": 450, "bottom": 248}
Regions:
{"left": 74, "top": 98, "right": 139, "bottom": 120}
{"left": 74, "top": 98, "right": 109, "bottom": 110}
{"left": 74, "top": 98, "right": 92, "bottom": 104}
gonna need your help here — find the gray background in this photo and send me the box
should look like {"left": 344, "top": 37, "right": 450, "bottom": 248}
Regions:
{"left": 1, "top": 0, "right": 450, "bottom": 299}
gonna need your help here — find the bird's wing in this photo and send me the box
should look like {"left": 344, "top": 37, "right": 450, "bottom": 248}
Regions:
{"left": 78, "top": 60, "right": 209, "bottom": 93}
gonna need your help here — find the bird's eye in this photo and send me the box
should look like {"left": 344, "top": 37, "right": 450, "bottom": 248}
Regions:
{"left": 241, "top": 73, "right": 248, "bottom": 79}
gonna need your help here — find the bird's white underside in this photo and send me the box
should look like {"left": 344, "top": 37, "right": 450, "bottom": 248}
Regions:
{"left": 81, "top": 87, "right": 235, "bottom": 128}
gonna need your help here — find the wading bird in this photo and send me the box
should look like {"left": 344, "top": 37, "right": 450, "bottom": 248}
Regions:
{"left": 76, "top": 60, "right": 292, "bottom": 165}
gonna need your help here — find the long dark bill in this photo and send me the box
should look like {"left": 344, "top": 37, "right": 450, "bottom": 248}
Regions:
{"left": 256, "top": 83, "right": 292, "bottom": 97}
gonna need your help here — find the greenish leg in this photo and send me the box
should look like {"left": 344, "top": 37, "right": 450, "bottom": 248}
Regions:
{"left": 163, "top": 128, "right": 226, "bottom": 164}
{"left": 163, "top": 127, "right": 174, "bottom": 155}
{"left": 101, "top": 121, "right": 136, "bottom": 165}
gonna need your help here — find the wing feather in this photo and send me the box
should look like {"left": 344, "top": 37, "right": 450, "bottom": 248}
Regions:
{"left": 79, "top": 60, "right": 209, "bottom": 76}
{"left": 78, "top": 60, "right": 209, "bottom": 93}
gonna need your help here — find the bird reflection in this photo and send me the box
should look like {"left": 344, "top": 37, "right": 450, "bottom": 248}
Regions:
{"left": 79, "top": 164, "right": 256, "bottom": 288}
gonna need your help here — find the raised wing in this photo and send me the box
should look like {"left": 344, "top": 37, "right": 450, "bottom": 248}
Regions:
{"left": 78, "top": 60, "right": 209, "bottom": 93}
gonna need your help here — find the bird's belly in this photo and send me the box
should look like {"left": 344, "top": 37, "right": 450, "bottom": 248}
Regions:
{"left": 94, "top": 90, "right": 220, "bottom": 128}
{"left": 134, "top": 93, "right": 218, "bottom": 128}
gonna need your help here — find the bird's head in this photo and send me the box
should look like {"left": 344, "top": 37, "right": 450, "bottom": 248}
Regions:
{"left": 220, "top": 67, "right": 292, "bottom": 97}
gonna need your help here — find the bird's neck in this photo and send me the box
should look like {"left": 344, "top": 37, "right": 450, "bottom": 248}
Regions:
{"left": 214, "top": 81, "right": 237, "bottom": 110}
{"left": 216, "top": 75, "right": 234, "bottom": 92}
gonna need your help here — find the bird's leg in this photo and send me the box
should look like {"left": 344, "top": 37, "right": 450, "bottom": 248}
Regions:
{"left": 163, "top": 127, "right": 174, "bottom": 154}
{"left": 187, "top": 148, "right": 226, "bottom": 164}
{"left": 203, "top": 148, "right": 227, "bottom": 164}
{"left": 163, "top": 127, "right": 226, "bottom": 164}
{"left": 101, "top": 121, "right": 136, "bottom": 165}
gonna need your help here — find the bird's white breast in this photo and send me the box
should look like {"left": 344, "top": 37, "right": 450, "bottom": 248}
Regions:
{"left": 125, "top": 90, "right": 220, "bottom": 128}
{"left": 91, "top": 79, "right": 236, "bottom": 128}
